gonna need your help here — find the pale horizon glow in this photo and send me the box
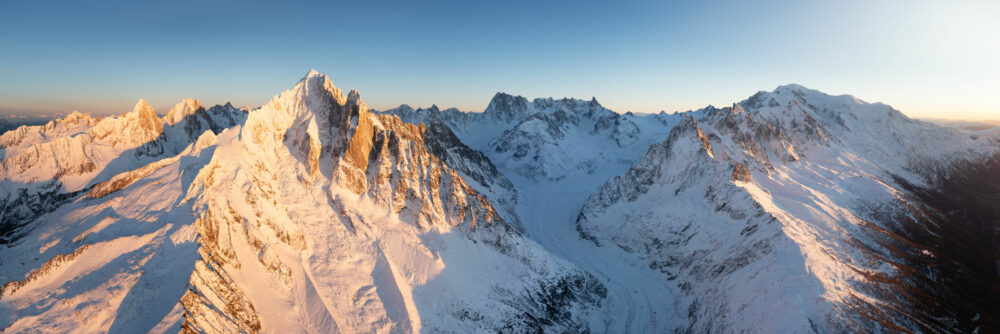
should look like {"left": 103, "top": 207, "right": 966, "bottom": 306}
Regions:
{"left": 1, "top": 0, "right": 997, "bottom": 121}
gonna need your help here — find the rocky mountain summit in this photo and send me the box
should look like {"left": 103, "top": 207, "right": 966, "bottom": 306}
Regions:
{"left": 0, "top": 71, "right": 607, "bottom": 333}
{"left": 1, "top": 72, "right": 997, "bottom": 333}
{"left": 578, "top": 85, "right": 1000, "bottom": 332}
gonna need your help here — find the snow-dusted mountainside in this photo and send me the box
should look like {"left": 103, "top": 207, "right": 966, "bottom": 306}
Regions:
{"left": 177, "top": 71, "right": 607, "bottom": 333}
{"left": 577, "top": 85, "right": 1000, "bottom": 332}
{"left": 0, "top": 99, "right": 246, "bottom": 244}
{"left": 380, "top": 94, "right": 700, "bottom": 333}
{"left": 385, "top": 85, "right": 1000, "bottom": 333}
{"left": 2, "top": 72, "right": 998, "bottom": 333}
{"left": 380, "top": 93, "right": 683, "bottom": 182}
{"left": 0, "top": 71, "right": 608, "bottom": 333}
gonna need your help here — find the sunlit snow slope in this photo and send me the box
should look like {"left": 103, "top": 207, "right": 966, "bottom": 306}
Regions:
{"left": 576, "top": 86, "right": 1000, "bottom": 332}
{"left": 385, "top": 84, "right": 1000, "bottom": 333}
{"left": 1, "top": 72, "right": 998, "bottom": 333}
{"left": 0, "top": 72, "right": 608, "bottom": 333}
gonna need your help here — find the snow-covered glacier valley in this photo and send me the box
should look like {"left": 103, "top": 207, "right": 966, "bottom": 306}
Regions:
{"left": 1, "top": 71, "right": 998, "bottom": 333}
{"left": 383, "top": 85, "right": 1000, "bottom": 333}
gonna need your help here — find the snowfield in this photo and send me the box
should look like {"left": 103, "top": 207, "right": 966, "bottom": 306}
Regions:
{"left": 1, "top": 71, "right": 998, "bottom": 333}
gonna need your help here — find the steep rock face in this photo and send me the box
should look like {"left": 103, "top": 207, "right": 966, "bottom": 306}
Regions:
{"left": 3, "top": 74, "right": 998, "bottom": 333}
{"left": 376, "top": 104, "right": 518, "bottom": 213}
{"left": 331, "top": 104, "right": 503, "bottom": 230}
{"left": 421, "top": 118, "right": 520, "bottom": 229}
{"left": 0, "top": 71, "right": 608, "bottom": 333}
{"left": 176, "top": 70, "right": 607, "bottom": 333}
{"left": 577, "top": 86, "right": 1000, "bottom": 332}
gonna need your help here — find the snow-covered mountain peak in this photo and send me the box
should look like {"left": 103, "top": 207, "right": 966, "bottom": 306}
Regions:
{"left": 36, "top": 110, "right": 99, "bottom": 134}
{"left": 346, "top": 88, "right": 364, "bottom": 107}
{"left": 131, "top": 98, "right": 155, "bottom": 116}
{"left": 63, "top": 110, "right": 94, "bottom": 122}
{"left": 575, "top": 83, "right": 1000, "bottom": 332}
{"left": 773, "top": 83, "right": 812, "bottom": 93}
{"left": 163, "top": 98, "right": 203, "bottom": 125}
{"left": 146, "top": 72, "right": 610, "bottom": 332}
{"left": 297, "top": 69, "right": 346, "bottom": 104}
{"left": 741, "top": 84, "right": 862, "bottom": 113}
{"left": 485, "top": 92, "right": 530, "bottom": 122}
{"left": 771, "top": 83, "right": 860, "bottom": 104}
{"left": 763, "top": 84, "right": 886, "bottom": 115}
{"left": 253, "top": 70, "right": 349, "bottom": 130}
{"left": 126, "top": 98, "right": 162, "bottom": 126}
{"left": 303, "top": 68, "right": 323, "bottom": 79}
{"left": 730, "top": 83, "right": 996, "bottom": 178}
{"left": 80, "top": 98, "right": 164, "bottom": 148}
{"left": 5, "top": 72, "right": 999, "bottom": 333}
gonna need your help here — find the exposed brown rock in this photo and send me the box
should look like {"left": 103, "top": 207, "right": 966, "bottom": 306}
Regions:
{"left": 730, "top": 163, "right": 751, "bottom": 182}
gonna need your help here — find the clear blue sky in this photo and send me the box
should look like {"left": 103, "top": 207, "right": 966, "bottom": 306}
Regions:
{"left": 1, "top": 0, "right": 997, "bottom": 120}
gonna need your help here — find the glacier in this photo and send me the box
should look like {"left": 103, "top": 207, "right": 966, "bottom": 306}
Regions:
{"left": 1, "top": 71, "right": 998, "bottom": 333}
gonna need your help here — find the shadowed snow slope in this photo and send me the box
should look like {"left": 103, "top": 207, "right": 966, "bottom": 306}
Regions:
{"left": 577, "top": 86, "right": 1000, "bottom": 332}
{"left": 2, "top": 73, "right": 998, "bottom": 333}
{"left": 385, "top": 84, "right": 1000, "bottom": 333}
{"left": 0, "top": 97, "right": 245, "bottom": 245}
{"left": 0, "top": 71, "right": 607, "bottom": 333}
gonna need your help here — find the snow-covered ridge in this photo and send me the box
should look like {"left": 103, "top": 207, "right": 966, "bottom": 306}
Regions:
{"left": 1, "top": 73, "right": 998, "bottom": 333}
{"left": 0, "top": 96, "right": 246, "bottom": 245}
{"left": 576, "top": 84, "right": 1000, "bottom": 332}
{"left": 380, "top": 91, "right": 682, "bottom": 182}
{"left": 178, "top": 70, "right": 607, "bottom": 332}
{"left": 377, "top": 83, "right": 998, "bottom": 332}
{"left": 1, "top": 70, "right": 609, "bottom": 333}
{"left": 741, "top": 84, "right": 997, "bottom": 175}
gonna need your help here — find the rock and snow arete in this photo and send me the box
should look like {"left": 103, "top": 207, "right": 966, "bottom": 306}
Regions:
{"left": 1, "top": 71, "right": 998, "bottom": 333}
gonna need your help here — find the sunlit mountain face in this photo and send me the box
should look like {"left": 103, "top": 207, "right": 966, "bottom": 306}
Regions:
{"left": 1, "top": 71, "right": 998, "bottom": 333}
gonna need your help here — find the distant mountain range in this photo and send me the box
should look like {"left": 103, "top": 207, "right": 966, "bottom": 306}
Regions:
{"left": 0, "top": 118, "right": 50, "bottom": 136}
{"left": 1, "top": 71, "right": 997, "bottom": 333}
{"left": 922, "top": 118, "right": 1000, "bottom": 131}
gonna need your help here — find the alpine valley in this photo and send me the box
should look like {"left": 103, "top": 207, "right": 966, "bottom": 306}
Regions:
{"left": 1, "top": 71, "right": 997, "bottom": 333}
